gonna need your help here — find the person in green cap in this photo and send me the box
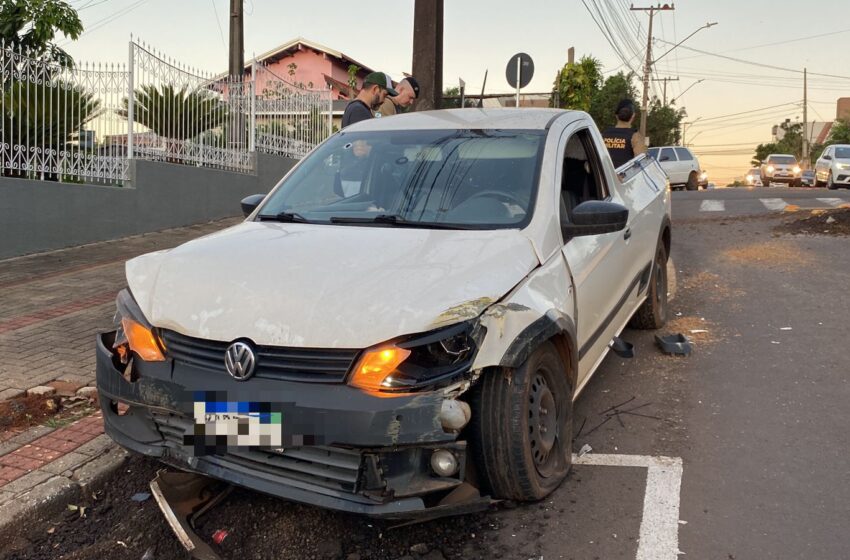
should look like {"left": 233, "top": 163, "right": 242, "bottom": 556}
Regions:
{"left": 342, "top": 72, "right": 398, "bottom": 129}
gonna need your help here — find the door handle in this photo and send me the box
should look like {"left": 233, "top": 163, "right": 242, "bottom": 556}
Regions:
{"left": 624, "top": 228, "right": 632, "bottom": 240}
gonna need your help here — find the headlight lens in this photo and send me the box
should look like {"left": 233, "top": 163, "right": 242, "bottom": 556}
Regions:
{"left": 700, "top": 171, "right": 708, "bottom": 181}
{"left": 349, "top": 322, "right": 478, "bottom": 393}
{"left": 793, "top": 166, "right": 801, "bottom": 174}
{"left": 114, "top": 289, "right": 165, "bottom": 362}
{"left": 837, "top": 163, "right": 850, "bottom": 170}
{"left": 767, "top": 165, "right": 775, "bottom": 173}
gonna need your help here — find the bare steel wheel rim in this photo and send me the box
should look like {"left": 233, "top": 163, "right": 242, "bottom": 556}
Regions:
{"left": 528, "top": 371, "right": 559, "bottom": 477}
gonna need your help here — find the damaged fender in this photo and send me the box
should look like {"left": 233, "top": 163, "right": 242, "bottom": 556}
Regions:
{"left": 471, "top": 252, "right": 577, "bottom": 386}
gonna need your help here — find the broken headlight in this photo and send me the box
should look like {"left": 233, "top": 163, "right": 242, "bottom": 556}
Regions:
{"left": 349, "top": 322, "right": 479, "bottom": 393}
{"left": 113, "top": 288, "right": 166, "bottom": 362}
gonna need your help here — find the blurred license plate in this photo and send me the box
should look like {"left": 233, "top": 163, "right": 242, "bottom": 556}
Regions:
{"left": 193, "top": 401, "right": 283, "bottom": 447}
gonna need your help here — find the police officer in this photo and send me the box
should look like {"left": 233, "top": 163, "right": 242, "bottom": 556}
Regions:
{"left": 601, "top": 99, "right": 647, "bottom": 168}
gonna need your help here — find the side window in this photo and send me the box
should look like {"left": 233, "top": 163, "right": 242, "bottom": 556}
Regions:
{"left": 659, "top": 147, "right": 676, "bottom": 162}
{"left": 560, "top": 129, "right": 609, "bottom": 219}
{"left": 675, "top": 148, "right": 694, "bottom": 161}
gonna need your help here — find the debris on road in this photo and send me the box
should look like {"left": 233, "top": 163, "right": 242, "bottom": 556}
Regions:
{"left": 211, "top": 529, "right": 229, "bottom": 545}
{"left": 149, "top": 470, "right": 233, "bottom": 560}
{"left": 578, "top": 444, "right": 593, "bottom": 457}
{"left": 655, "top": 334, "right": 693, "bottom": 356}
{"left": 131, "top": 492, "right": 151, "bottom": 503}
{"left": 775, "top": 208, "right": 850, "bottom": 236}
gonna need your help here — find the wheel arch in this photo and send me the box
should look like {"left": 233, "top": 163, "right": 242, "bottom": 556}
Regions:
{"left": 496, "top": 311, "right": 578, "bottom": 391}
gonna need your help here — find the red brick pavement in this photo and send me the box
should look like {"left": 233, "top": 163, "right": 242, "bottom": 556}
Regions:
{"left": 0, "top": 292, "right": 116, "bottom": 335}
{"left": 0, "top": 413, "right": 104, "bottom": 486}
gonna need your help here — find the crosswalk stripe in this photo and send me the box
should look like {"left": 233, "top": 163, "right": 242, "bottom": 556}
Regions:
{"left": 816, "top": 198, "right": 844, "bottom": 207}
{"left": 699, "top": 200, "right": 725, "bottom": 212}
{"left": 760, "top": 198, "right": 788, "bottom": 211}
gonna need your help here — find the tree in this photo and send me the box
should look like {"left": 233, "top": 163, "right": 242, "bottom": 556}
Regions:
{"left": 826, "top": 118, "right": 850, "bottom": 145}
{"left": 121, "top": 84, "right": 228, "bottom": 140}
{"left": 639, "top": 99, "right": 685, "bottom": 146}
{"left": 588, "top": 71, "right": 638, "bottom": 131}
{"left": 553, "top": 56, "right": 602, "bottom": 112}
{"left": 0, "top": 0, "right": 83, "bottom": 67}
{"left": 347, "top": 64, "right": 360, "bottom": 99}
{"left": 441, "top": 86, "right": 460, "bottom": 109}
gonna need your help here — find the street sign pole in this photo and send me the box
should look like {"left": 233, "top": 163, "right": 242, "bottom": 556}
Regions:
{"left": 515, "top": 56, "right": 521, "bottom": 107}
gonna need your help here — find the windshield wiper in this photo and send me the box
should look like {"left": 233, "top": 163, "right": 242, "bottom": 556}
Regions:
{"left": 329, "top": 214, "right": 468, "bottom": 229}
{"left": 257, "top": 211, "right": 310, "bottom": 223}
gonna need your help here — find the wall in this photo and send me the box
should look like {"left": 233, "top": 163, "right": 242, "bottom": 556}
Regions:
{"left": 0, "top": 153, "right": 296, "bottom": 259}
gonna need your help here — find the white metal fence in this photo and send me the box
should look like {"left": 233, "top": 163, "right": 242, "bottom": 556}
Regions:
{"left": 0, "top": 39, "right": 333, "bottom": 185}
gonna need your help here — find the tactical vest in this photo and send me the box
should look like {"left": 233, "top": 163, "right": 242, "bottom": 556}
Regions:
{"left": 601, "top": 127, "right": 636, "bottom": 168}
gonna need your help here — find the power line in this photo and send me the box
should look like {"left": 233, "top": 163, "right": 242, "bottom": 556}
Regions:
{"left": 675, "top": 27, "right": 850, "bottom": 62}
{"left": 654, "top": 39, "right": 850, "bottom": 80}
{"left": 210, "top": 0, "right": 226, "bottom": 49}
{"left": 694, "top": 102, "right": 800, "bottom": 123}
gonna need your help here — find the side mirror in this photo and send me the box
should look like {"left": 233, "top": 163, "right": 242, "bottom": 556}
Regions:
{"left": 824, "top": 154, "right": 833, "bottom": 161}
{"left": 562, "top": 200, "right": 629, "bottom": 238}
{"left": 240, "top": 194, "right": 265, "bottom": 217}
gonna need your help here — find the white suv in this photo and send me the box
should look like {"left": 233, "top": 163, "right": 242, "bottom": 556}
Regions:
{"left": 647, "top": 146, "right": 702, "bottom": 190}
{"left": 815, "top": 144, "right": 850, "bottom": 189}
{"left": 760, "top": 154, "right": 801, "bottom": 187}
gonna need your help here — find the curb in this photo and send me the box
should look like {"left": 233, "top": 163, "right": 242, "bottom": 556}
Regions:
{"left": 0, "top": 434, "right": 128, "bottom": 539}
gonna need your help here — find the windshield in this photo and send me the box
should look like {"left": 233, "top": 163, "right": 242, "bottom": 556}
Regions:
{"left": 768, "top": 155, "right": 796, "bottom": 165}
{"left": 256, "top": 129, "right": 546, "bottom": 229}
{"left": 834, "top": 147, "right": 850, "bottom": 159}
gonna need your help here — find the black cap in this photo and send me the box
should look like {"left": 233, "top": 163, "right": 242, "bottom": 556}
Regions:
{"left": 403, "top": 76, "right": 420, "bottom": 98}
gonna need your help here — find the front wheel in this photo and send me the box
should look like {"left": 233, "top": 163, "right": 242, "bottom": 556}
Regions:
{"left": 469, "top": 342, "right": 573, "bottom": 501}
{"left": 630, "top": 242, "right": 669, "bottom": 330}
{"left": 827, "top": 171, "right": 837, "bottom": 190}
{"left": 686, "top": 172, "right": 698, "bottom": 191}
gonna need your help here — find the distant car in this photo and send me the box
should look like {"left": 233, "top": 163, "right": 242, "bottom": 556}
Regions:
{"left": 814, "top": 144, "right": 850, "bottom": 189}
{"left": 746, "top": 168, "right": 763, "bottom": 187}
{"left": 801, "top": 169, "right": 816, "bottom": 187}
{"left": 760, "top": 154, "right": 802, "bottom": 187}
{"left": 647, "top": 146, "right": 702, "bottom": 190}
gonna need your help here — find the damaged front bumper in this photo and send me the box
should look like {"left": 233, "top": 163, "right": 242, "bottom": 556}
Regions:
{"left": 95, "top": 332, "right": 490, "bottom": 518}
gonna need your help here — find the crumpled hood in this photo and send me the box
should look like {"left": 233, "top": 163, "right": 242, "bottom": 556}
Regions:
{"left": 126, "top": 221, "right": 540, "bottom": 349}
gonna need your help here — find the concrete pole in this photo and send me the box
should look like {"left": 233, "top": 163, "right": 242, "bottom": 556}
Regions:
{"left": 640, "top": 8, "right": 654, "bottom": 139}
{"left": 803, "top": 67, "right": 809, "bottom": 166}
{"left": 412, "top": 0, "right": 444, "bottom": 111}
{"left": 229, "top": 0, "right": 244, "bottom": 78}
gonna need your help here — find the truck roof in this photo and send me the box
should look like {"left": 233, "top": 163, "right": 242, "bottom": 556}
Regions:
{"left": 345, "top": 108, "right": 581, "bottom": 132}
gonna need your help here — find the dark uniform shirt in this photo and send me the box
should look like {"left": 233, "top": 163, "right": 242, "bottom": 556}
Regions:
{"left": 341, "top": 100, "right": 373, "bottom": 129}
{"left": 601, "top": 127, "right": 636, "bottom": 168}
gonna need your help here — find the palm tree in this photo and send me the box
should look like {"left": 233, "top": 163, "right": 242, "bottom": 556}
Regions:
{"left": 121, "top": 84, "right": 228, "bottom": 141}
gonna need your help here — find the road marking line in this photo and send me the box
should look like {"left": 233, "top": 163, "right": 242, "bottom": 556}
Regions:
{"left": 699, "top": 199, "right": 725, "bottom": 212}
{"left": 760, "top": 198, "right": 788, "bottom": 211}
{"left": 574, "top": 454, "right": 684, "bottom": 560}
{"left": 817, "top": 198, "right": 844, "bottom": 207}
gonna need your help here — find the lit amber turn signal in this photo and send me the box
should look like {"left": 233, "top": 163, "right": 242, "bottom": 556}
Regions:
{"left": 350, "top": 346, "right": 411, "bottom": 391}
{"left": 122, "top": 318, "right": 166, "bottom": 362}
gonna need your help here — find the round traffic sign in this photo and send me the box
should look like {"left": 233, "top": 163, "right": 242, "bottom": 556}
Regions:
{"left": 506, "top": 53, "right": 534, "bottom": 89}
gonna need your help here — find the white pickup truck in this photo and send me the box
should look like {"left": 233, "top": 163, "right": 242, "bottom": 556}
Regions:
{"left": 96, "top": 109, "right": 672, "bottom": 519}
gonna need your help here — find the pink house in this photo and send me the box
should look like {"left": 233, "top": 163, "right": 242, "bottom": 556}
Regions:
{"left": 246, "top": 37, "right": 376, "bottom": 99}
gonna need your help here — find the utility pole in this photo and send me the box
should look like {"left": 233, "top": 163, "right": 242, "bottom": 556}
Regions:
{"left": 412, "top": 0, "right": 444, "bottom": 111}
{"left": 229, "top": 0, "right": 245, "bottom": 150}
{"left": 631, "top": 3, "right": 675, "bottom": 139}
{"left": 229, "top": 0, "right": 244, "bottom": 78}
{"left": 652, "top": 76, "right": 679, "bottom": 106}
{"left": 803, "top": 67, "right": 809, "bottom": 167}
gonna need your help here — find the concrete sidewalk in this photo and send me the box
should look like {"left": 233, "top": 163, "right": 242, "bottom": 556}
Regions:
{"left": 0, "top": 217, "right": 240, "bottom": 400}
{"left": 0, "top": 218, "right": 239, "bottom": 528}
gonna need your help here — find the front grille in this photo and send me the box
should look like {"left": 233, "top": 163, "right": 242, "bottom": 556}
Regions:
{"left": 160, "top": 329, "right": 359, "bottom": 383}
{"left": 151, "top": 412, "right": 363, "bottom": 493}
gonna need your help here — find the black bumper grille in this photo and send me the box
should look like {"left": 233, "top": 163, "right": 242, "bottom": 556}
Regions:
{"left": 151, "top": 412, "right": 363, "bottom": 494}
{"left": 160, "top": 329, "right": 359, "bottom": 383}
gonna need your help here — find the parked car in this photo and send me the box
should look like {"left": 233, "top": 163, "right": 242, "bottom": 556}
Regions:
{"left": 95, "top": 109, "right": 672, "bottom": 519}
{"left": 801, "top": 169, "right": 816, "bottom": 187}
{"left": 815, "top": 144, "right": 850, "bottom": 189}
{"left": 698, "top": 169, "right": 709, "bottom": 188}
{"left": 746, "top": 168, "right": 763, "bottom": 187}
{"left": 647, "top": 146, "right": 702, "bottom": 190}
{"left": 760, "top": 154, "right": 802, "bottom": 187}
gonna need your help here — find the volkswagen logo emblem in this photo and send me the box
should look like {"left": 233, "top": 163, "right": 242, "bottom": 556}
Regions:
{"left": 224, "top": 341, "right": 256, "bottom": 381}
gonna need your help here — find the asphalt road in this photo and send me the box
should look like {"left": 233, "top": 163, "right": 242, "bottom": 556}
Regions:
{"left": 3, "top": 194, "right": 849, "bottom": 560}
{"left": 673, "top": 185, "right": 850, "bottom": 219}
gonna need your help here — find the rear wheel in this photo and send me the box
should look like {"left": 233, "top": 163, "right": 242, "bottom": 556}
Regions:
{"left": 630, "top": 242, "right": 669, "bottom": 330}
{"left": 469, "top": 342, "right": 573, "bottom": 501}
{"left": 686, "top": 172, "right": 698, "bottom": 191}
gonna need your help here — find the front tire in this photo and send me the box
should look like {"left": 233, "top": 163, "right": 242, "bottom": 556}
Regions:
{"left": 827, "top": 171, "right": 837, "bottom": 190}
{"left": 630, "top": 242, "right": 669, "bottom": 330}
{"left": 469, "top": 342, "right": 573, "bottom": 502}
{"left": 686, "top": 172, "right": 698, "bottom": 191}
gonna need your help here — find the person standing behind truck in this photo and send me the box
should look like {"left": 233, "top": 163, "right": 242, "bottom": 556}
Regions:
{"left": 601, "top": 99, "right": 647, "bottom": 168}
{"left": 341, "top": 72, "right": 398, "bottom": 129}
{"left": 375, "top": 77, "right": 420, "bottom": 117}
